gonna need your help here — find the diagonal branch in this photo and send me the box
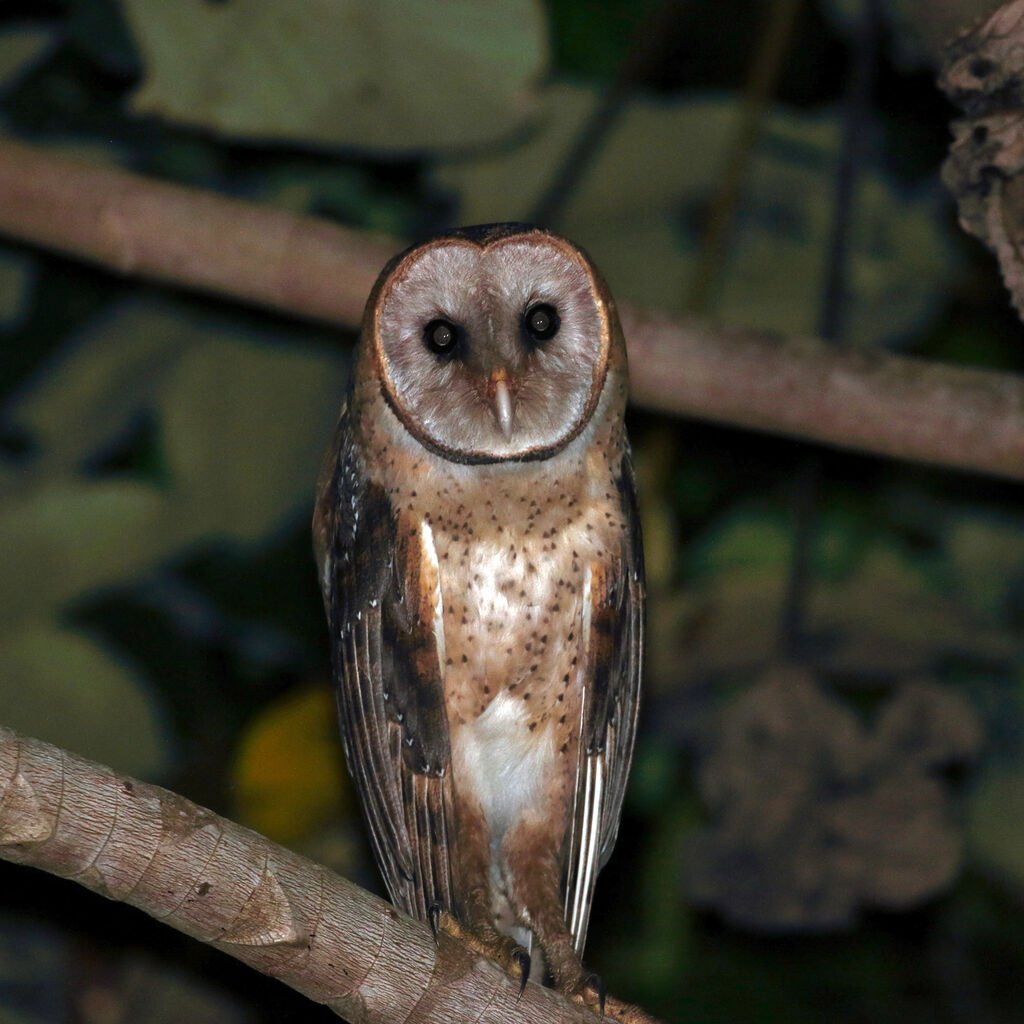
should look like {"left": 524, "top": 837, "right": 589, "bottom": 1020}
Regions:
{"left": 0, "top": 724, "right": 613, "bottom": 1024}
{"left": 0, "top": 136, "right": 1022, "bottom": 481}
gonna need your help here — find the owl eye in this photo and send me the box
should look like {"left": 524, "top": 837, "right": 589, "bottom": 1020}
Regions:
{"left": 524, "top": 303, "right": 559, "bottom": 343}
{"left": 424, "top": 318, "right": 460, "bottom": 356}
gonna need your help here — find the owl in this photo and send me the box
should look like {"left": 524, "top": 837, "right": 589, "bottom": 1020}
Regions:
{"left": 313, "top": 223, "right": 645, "bottom": 1014}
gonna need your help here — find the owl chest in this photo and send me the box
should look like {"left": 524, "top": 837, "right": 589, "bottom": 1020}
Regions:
{"left": 428, "top": 498, "right": 609, "bottom": 727}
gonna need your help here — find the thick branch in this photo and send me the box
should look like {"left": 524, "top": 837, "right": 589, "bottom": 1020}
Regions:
{"left": 0, "top": 135, "right": 398, "bottom": 326}
{"left": 622, "top": 310, "right": 1024, "bottom": 483}
{"left": 0, "top": 136, "right": 1022, "bottom": 481}
{"left": 0, "top": 725, "right": 603, "bottom": 1024}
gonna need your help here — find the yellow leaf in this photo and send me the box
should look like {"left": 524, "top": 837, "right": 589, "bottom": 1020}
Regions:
{"left": 233, "top": 683, "right": 350, "bottom": 844}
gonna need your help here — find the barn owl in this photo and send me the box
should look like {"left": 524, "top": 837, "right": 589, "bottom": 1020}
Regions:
{"left": 314, "top": 223, "right": 645, "bottom": 1017}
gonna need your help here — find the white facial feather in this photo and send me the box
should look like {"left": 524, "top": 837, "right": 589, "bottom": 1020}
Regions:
{"left": 374, "top": 235, "right": 609, "bottom": 462}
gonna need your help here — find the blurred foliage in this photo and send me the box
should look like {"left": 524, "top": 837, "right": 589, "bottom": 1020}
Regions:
{"left": 436, "top": 87, "right": 955, "bottom": 343}
{"left": 121, "top": 0, "right": 549, "bottom": 154}
{"left": 232, "top": 682, "right": 351, "bottom": 846}
{"left": 0, "top": 1, "right": 1022, "bottom": 1023}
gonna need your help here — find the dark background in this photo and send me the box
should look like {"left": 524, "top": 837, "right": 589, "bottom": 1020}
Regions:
{"left": 1, "top": 2, "right": 1023, "bottom": 1022}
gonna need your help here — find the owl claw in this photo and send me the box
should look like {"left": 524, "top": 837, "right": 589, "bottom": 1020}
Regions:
{"left": 427, "top": 902, "right": 443, "bottom": 946}
{"left": 512, "top": 948, "right": 531, "bottom": 997}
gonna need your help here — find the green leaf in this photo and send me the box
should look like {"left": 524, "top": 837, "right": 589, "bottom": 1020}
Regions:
{"left": 122, "top": 0, "right": 548, "bottom": 154}
{"left": 0, "top": 478, "right": 167, "bottom": 625}
{"left": 0, "top": 246, "right": 34, "bottom": 328}
{"left": 8, "top": 299, "right": 194, "bottom": 471}
{"left": 685, "top": 505, "right": 792, "bottom": 580}
{"left": 5, "top": 299, "right": 346, "bottom": 621}
{"left": 0, "top": 624, "right": 169, "bottom": 777}
{"left": 968, "top": 765, "right": 1024, "bottom": 885}
{"left": 0, "top": 26, "right": 57, "bottom": 95}
{"left": 946, "top": 512, "right": 1024, "bottom": 620}
{"left": 158, "top": 331, "right": 345, "bottom": 542}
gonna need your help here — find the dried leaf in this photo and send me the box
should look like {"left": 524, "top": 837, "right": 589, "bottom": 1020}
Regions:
{"left": 940, "top": 0, "right": 1024, "bottom": 317}
{"left": 686, "top": 666, "right": 981, "bottom": 930}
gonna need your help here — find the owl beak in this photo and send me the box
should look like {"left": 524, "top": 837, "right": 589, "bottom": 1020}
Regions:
{"left": 490, "top": 369, "right": 515, "bottom": 439}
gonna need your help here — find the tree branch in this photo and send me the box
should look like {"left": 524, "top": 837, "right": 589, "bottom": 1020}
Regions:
{"left": 0, "top": 724, "right": 616, "bottom": 1024}
{"left": 0, "top": 136, "right": 1022, "bottom": 481}
{"left": 622, "top": 308, "right": 1024, "bottom": 481}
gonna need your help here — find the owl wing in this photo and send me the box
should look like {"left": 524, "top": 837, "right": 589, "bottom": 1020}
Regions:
{"left": 564, "top": 446, "right": 645, "bottom": 954}
{"left": 314, "top": 408, "right": 456, "bottom": 922}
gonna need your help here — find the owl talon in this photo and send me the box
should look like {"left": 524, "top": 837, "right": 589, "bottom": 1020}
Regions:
{"left": 512, "top": 948, "right": 531, "bottom": 997}
{"left": 427, "top": 903, "right": 443, "bottom": 945}
{"left": 423, "top": 907, "right": 530, "bottom": 993}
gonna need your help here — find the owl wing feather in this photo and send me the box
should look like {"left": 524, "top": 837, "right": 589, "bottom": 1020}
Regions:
{"left": 564, "top": 446, "right": 645, "bottom": 954}
{"left": 314, "top": 407, "right": 456, "bottom": 922}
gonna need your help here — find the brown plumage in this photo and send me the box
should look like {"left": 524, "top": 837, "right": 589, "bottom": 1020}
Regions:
{"left": 313, "top": 223, "right": 645, "bottom": 1011}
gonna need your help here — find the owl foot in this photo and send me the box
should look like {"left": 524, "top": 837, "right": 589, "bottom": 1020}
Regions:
{"left": 597, "top": 992, "right": 669, "bottom": 1024}
{"left": 427, "top": 905, "right": 531, "bottom": 996}
{"left": 561, "top": 972, "right": 666, "bottom": 1024}
{"left": 563, "top": 971, "right": 606, "bottom": 1013}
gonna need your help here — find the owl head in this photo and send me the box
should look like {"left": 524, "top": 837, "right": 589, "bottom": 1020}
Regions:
{"left": 359, "top": 223, "right": 626, "bottom": 464}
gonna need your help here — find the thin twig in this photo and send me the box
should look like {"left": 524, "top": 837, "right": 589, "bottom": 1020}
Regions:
{"left": 688, "top": 0, "right": 804, "bottom": 313}
{"left": 779, "top": 0, "right": 879, "bottom": 659}
{"left": 528, "top": 1, "right": 687, "bottom": 228}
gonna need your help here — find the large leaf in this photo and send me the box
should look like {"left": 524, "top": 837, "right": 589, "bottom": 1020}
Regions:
{"left": 9, "top": 298, "right": 347, "bottom": 546}
{"left": 158, "top": 329, "right": 344, "bottom": 542}
{"left": 0, "top": 624, "right": 168, "bottom": 777}
{"left": 436, "top": 87, "right": 954, "bottom": 346}
{"left": 0, "top": 25, "right": 57, "bottom": 95}
{"left": 8, "top": 299, "right": 194, "bottom": 471}
{"left": 0, "top": 478, "right": 167, "bottom": 625}
{"left": 123, "top": 0, "right": 548, "bottom": 154}
{"left": 1, "top": 299, "right": 347, "bottom": 783}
